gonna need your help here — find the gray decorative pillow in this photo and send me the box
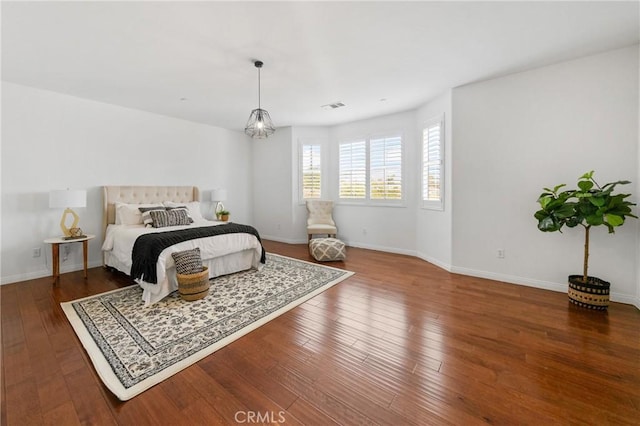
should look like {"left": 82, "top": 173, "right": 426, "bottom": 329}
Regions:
{"left": 165, "top": 206, "right": 194, "bottom": 223}
{"left": 138, "top": 206, "right": 166, "bottom": 227}
{"left": 171, "top": 248, "right": 203, "bottom": 275}
{"left": 149, "top": 208, "right": 192, "bottom": 228}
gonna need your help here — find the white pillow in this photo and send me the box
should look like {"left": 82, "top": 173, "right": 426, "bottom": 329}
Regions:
{"left": 163, "top": 201, "right": 204, "bottom": 221}
{"left": 115, "top": 202, "right": 163, "bottom": 225}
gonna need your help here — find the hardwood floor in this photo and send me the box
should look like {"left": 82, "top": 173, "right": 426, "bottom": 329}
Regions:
{"left": 2, "top": 240, "right": 639, "bottom": 425}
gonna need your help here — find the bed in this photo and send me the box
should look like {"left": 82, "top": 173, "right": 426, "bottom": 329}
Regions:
{"left": 102, "top": 186, "right": 264, "bottom": 306}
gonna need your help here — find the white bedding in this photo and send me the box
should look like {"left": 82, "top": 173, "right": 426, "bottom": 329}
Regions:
{"left": 102, "top": 219, "right": 264, "bottom": 306}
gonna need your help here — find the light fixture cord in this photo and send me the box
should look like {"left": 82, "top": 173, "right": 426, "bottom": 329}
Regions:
{"left": 257, "top": 66, "right": 261, "bottom": 109}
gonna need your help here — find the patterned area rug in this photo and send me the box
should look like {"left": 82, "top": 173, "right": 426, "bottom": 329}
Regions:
{"left": 61, "top": 253, "right": 354, "bottom": 401}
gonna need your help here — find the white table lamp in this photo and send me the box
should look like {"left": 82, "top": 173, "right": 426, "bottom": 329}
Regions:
{"left": 211, "top": 188, "right": 227, "bottom": 217}
{"left": 49, "top": 189, "right": 87, "bottom": 238}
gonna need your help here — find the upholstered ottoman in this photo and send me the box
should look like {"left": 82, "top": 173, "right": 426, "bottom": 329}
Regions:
{"left": 309, "top": 237, "right": 346, "bottom": 262}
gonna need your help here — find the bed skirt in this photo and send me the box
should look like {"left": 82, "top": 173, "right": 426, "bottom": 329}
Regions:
{"left": 104, "top": 249, "right": 260, "bottom": 306}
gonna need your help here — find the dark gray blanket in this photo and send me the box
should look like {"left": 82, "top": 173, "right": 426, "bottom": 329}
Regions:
{"left": 130, "top": 223, "right": 266, "bottom": 284}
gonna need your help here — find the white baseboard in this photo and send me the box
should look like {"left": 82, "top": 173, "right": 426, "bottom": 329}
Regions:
{"left": 343, "top": 240, "right": 416, "bottom": 257}
{"left": 610, "top": 293, "right": 640, "bottom": 307}
{"left": 415, "top": 251, "right": 453, "bottom": 272}
{"left": 1, "top": 260, "right": 103, "bottom": 285}
{"left": 450, "top": 265, "right": 567, "bottom": 294}
{"left": 449, "top": 265, "right": 639, "bottom": 307}
{"left": 261, "top": 235, "right": 308, "bottom": 245}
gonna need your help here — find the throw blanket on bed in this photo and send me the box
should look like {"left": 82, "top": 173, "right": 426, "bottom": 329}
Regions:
{"left": 130, "top": 223, "right": 266, "bottom": 284}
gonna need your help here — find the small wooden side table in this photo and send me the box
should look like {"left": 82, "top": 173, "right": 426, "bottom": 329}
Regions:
{"left": 44, "top": 234, "right": 95, "bottom": 284}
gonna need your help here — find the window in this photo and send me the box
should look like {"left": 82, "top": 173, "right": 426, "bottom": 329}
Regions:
{"left": 422, "top": 116, "right": 444, "bottom": 209}
{"left": 370, "top": 135, "right": 402, "bottom": 200}
{"left": 301, "top": 143, "right": 321, "bottom": 199}
{"left": 339, "top": 134, "right": 403, "bottom": 203}
{"left": 339, "top": 140, "right": 366, "bottom": 199}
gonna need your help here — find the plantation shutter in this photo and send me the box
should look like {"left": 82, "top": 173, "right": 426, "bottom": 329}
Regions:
{"left": 301, "top": 144, "right": 321, "bottom": 199}
{"left": 369, "top": 135, "right": 402, "bottom": 200}
{"left": 339, "top": 140, "right": 366, "bottom": 199}
{"left": 422, "top": 120, "right": 443, "bottom": 206}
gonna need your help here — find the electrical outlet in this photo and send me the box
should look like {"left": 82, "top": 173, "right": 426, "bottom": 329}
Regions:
{"left": 497, "top": 249, "right": 505, "bottom": 259}
{"left": 362, "top": 228, "right": 367, "bottom": 235}
{"left": 32, "top": 247, "right": 41, "bottom": 258}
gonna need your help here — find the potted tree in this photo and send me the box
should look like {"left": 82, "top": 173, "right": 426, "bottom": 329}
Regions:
{"left": 534, "top": 171, "right": 637, "bottom": 310}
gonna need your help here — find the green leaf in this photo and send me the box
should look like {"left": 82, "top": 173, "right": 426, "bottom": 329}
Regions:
{"left": 538, "top": 216, "right": 559, "bottom": 232}
{"left": 577, "top": 180, "right": 593, "bottom": 192}
{"left": 588, "top": 196, "right": 605, "bottom": 207}
{"left": 585, "top": 215, "right": 604, "bottom": 226}
{"left": 534, "top": 210, "right": 548, "bottom": 221}
{"left": 566, "top": 217, "right": 581, "bottom": 227}
{"left": 538, "top": 196, "right": 552, "bottom": 209}
{"left": 554, "top": 204, "right": 575, "bottom": 219}
{"left": 603, "top": 180, "right": 631, "bottom": 189}
{"left": 580, "top": 171, "right": 594, "bottom": 180}
{"left": 605, "top": 214, "right": 624, "bottom": 227}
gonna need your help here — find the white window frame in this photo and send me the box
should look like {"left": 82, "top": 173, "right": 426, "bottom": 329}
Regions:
{"left": 422, "top": 114, "right": 444, "bottom": 211}
{"left": 338, "top": 139, "right": 367, "bottom": 201}
{"left": 369, "top": 134, "right": 403, "bottom": 202}
{"left": 338, "top": 132, "right": 404, "bottom": 206}
{"left": 299, "top": 141, "right": 323, "bottom": 202}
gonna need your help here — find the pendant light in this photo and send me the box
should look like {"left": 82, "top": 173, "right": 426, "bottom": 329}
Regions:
{"left": 244, "top": 60, "right": 276, "bottom": 138}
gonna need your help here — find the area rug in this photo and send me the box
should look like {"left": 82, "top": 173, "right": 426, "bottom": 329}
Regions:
{"left": 61, "top": 253, "right": 354, "bottom": 401}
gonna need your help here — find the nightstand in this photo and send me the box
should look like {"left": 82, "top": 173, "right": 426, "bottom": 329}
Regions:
{"left": 44, "top": 234, "right": 95, "bottom": 284}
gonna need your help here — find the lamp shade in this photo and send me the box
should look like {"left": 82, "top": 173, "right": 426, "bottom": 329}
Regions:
{"left": 245, "top": 108, "right": 276, "bottom": 139}
{"left": 49, "top": 189, "right": 87, "bottom": 209}
{"left": 211, "top": 189, "right": 227, "bottom": 202}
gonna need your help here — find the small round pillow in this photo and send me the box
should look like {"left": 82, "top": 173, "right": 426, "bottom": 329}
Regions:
{"left": 171, "top": 247, "right": 204, "bottom": 275}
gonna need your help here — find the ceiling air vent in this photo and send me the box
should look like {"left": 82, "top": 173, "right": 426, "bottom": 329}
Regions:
{"left": 321, "top": 102, "right": 346, "bottom": 110}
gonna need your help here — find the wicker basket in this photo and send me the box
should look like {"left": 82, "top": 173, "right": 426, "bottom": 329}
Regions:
{"left": 568, "top": 275, "right": 610, "bottom": 310}
{"left": 176, "top": 266, "right": 210, "bottom": 301}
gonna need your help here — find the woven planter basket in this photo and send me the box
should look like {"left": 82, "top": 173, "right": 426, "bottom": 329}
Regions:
{"left": 567, "top": 275, "right": 610, "bottom": 310}
{"left": 176, "top": 266, "right": 210, "bottom": 301}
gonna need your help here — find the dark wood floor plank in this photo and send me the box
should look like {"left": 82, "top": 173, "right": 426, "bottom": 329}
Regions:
{"left": 41, "top": 401, "right": 81, "bottom": 426}
{"left": 285, "top": 397, "right": 342, "bottom": 426}
{"left": 4, "top": 380, "right": 44, "bottom": 425}
{"left": 269, "top": 363, "right": 376, "bottom": 425}
{"left": 2, "top": 343, "right": 34, "bottom": 388}
{"left": 218, "top": 345, "right": 300, "bottom": 410}
{"left": 62, "top": 367, "right": 118, "bottom": 426}
{"left": 1, "top": 239, "right": 638, "bottom": 425}
{"left": 179, "top": 365, "right": 253, "bottom": 422}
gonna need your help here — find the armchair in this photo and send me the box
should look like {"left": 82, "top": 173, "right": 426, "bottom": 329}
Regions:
{"left": 306, "top": 200, "right": 337, "bottom": 241}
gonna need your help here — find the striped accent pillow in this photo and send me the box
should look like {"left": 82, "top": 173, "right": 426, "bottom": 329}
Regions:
{"left": 171, "top": 248, "right": 203, "bottom": 275}
{"left": 138, "top": 206, "right": 166, "bottom": 228}
{"left": 149, "top": 208, "right": 192, "bottom": 228}
{"left": 165, "top": 206, "right": 194, "bottom": 224}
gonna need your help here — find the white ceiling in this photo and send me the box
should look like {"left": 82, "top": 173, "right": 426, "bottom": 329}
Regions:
{"left": 2, "top": 1, "right": 639, "bottom": 132}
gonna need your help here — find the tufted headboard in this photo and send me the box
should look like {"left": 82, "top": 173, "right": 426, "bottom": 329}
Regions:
{"left": 102, "top": 185, "right": 200, "bottom": 239}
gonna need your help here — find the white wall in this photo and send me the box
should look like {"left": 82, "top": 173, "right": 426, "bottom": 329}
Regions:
{"left": 1, "top": 82, "right": 253, "bottom": 284}
{"left": 251, "top": 126, "right": 295, "bottom": 242}
{"left": 451, "top": 46, "right": 639, "bottom": 304}
{"left": 415, "top": 91, "right": 453, "bottom": 270}
{"left": 328, "top": 111, "right": 419, "bottom": 255}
